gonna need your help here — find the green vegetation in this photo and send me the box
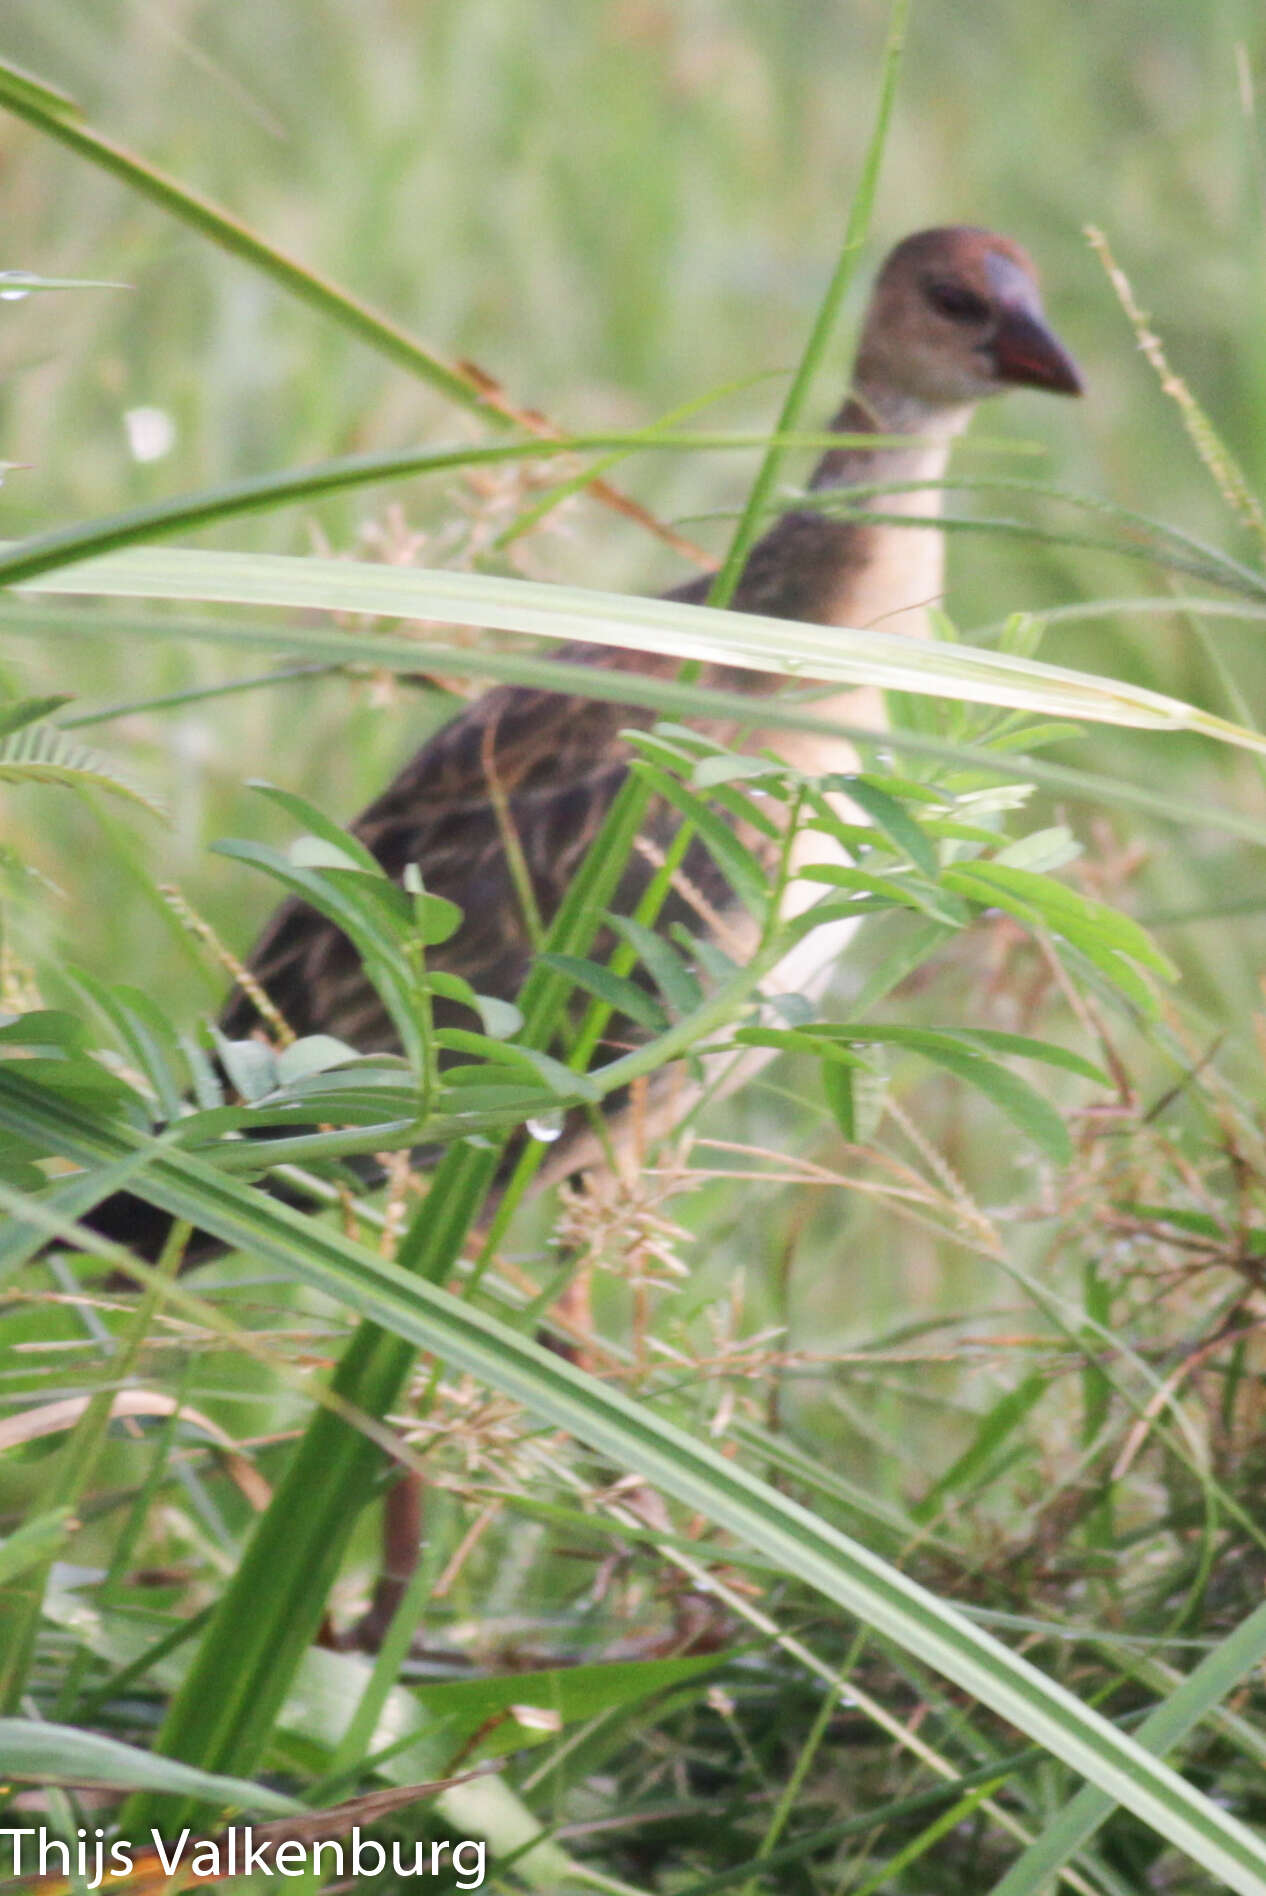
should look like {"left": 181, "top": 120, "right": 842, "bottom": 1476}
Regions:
{"left": 5, "top": 5, "right": 1266, "bottom": 1892}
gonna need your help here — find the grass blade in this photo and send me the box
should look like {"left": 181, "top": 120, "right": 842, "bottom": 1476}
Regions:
{"left": 17, "top": 548, "right": 1266, "bottom": 757}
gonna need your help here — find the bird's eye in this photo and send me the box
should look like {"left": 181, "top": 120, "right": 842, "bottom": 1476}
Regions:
{"left": 924, "top": 280, "right": 990, "bottom": 324}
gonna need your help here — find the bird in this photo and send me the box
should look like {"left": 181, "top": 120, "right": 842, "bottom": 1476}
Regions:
{"left": 83, "top": 226, "right": 1082, "bottom": 1655}
{"left": 86, "top": 226, "right": 1081, "bottom": 1254}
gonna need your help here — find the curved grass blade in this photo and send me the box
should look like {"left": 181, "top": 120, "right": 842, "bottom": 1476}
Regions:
{"left": 19, "top": 548, "right": 1266, "bottom": 758}
{"left": 769, "top": 474, "right": 1266, "bottom": 602}
{"left": 7, "top": 602, "right": 1266, "bottom": 849}
{"left": 987, "top": 1596, "right": 1266, "bottom": 1896}
{"left": 0, "top": 430, "right": 928, "bottom": 593}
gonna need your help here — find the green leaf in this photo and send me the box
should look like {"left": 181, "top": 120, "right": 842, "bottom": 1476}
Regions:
{"left": 944, "top": 861, "right": 1175, "bottom": 977}
{"left": 984, "top": 720, "right": 1085, "bottom": 753}
{"left": 211, "top": 1029, "right": 280, "bottom": 1103}
{"left": 212, "top": 839, "right": 424, "bottom": 1064}
{"left": 387, "top": 1650, "right": 731, "bottom": 1765}
{"left": 633, "top": 761, "right": 770, "bottom": 918}
{"left": 912, "top": 1373, "right": 1051, "bottom": 1523}
{"left": 65, "top": 972, "right": 187, "bottom": 1120}
{"left": 539, "top": 954, "right": 668, "bottom": 1031}
{"left": 434, "top": 1029, "right": 601, "bottom": 1103}
{"left": 810, "top": 1024, "right": 1089, "bottom": 1160}
{"left": 989, "top": 1597, "right": 1266, "bottom": 1896}
{"left": 821, "top": 1060, "right": 855, "bottom": 1140}
{"left": 0, "top": 694, "right": 72, "bottom": 737}
{"left": 469, "top": 994, "right": 523, "bottom": 1040}
{"left": 917, "top": 1044, "right": 1071, "bottom": 1165}
{"left": 0, "top": 1010, "right": 90, "bottom": 1052}
{"left": 991, "top": 825, "right": 1082, "bottom": 873}
{"left": 425, "top": 971, "right": 521, "bottom": 1038}
{"left": 691, "top": 752, "right": 786, "bottom": 789}
{"left": 0, "top": 1055, "right": 145, "bottom": 1120}
{"left": 1117, "top": 1202, "right": 1254, "bottom": 1243}
{"left": 410, "top": 889, "right": 464, "bottom": 946}
{"left": 251, "top": 780, "right": 384, "bottom": 874}
{"left": 830, "top": 774, "right": 938, "bottom": 875}
{"left": 0, "top": 721, "right": 163, "bottom": 816}
{"left": 732, "top": 1026, "right": 874, "bottom": 1072}
{"left": 0, "top": 1510, "right": 73, "bottom": 1585}
{"left": 9, "top": 599, "right": 1266, "bottom": 852}
{"left": 607, "top": 914, "right": 703, "bottom": 1016}
{"left": 813, "top": 1023, "right": 1108, "bottom": 1086}
{"left": 797, "top": 861, "right": 963, "bottom": 924}
{"left": 21, "top": 550, "right": 1266, "bottom": 764}
{"left": 0, "top": 57, "right": 81, "bottom": 118}
{"left": 288, "top": 834, "right": 372, "bottom": 873}
{"left": 274, "top": 1035, "right": 362, "bottom": 1083}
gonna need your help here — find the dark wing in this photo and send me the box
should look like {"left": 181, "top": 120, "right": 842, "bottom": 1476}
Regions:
{"left": 219, "top": 645, "right": 689, "bottom": 1051}
{"left": 219, "top": 498, "right": 851, "bottom": 1057}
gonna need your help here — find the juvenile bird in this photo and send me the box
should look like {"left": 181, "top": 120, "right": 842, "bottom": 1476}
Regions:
{"left": 91, "top": 226, "right": 1081, "bottom": 1250}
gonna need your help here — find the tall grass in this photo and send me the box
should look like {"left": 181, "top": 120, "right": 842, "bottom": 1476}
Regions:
{"left": 5, "top": 5, "right": 1266, "bottom": 1893}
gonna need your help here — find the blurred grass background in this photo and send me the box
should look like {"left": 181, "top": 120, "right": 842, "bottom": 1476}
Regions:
{"left": 4, "top": 0, "right": 1266, "bottom": 1419}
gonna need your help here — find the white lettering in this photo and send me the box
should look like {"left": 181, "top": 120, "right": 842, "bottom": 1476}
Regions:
{"left": 242, "top": 1829, "right": 272, "bottom": 1876}
{"left": 453, "top": 1838, "right": 486, "bottom": 1889}
{"left": 190, "top": 1841, "right": 221, "bottom": 1878}
{"left": 149, "top": 1827, "right": 191, "bottom": 1876}
{"left": 0, "top": 1832, "right": 33, "bottom": 1876}
{"left": 78, "top": 1828, "right": 105, "bottom": 1890}
{"left": 351, "top": 1830, "right": 385, "bottom": 1876}
{"left": 38, "top": 1835, "right": 69, "bottom": 1877}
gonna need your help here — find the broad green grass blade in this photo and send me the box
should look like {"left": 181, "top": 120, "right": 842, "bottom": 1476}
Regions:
{"left": 8, "top": 1079, "right": 1266, "bottom": 1892}
{"left": 7, "top": 601, "right": 1266, "bottom": 849}
{"left": 17, "top": 547, "right": 1266, "bottom": 756}
{"left": 988, "top": 1596, "right": 1266, "bottom": 1895}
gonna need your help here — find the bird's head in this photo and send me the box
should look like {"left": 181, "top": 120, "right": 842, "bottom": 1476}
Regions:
{"left": 854, "top": 226, "right": 1083, "bottom": 415}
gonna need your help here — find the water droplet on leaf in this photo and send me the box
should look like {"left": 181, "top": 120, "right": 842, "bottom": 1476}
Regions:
{"left": 526, "top": 1110, "right": 565, "bottom": 1143}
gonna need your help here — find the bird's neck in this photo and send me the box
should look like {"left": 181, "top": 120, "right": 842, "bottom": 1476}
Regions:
{"left": 717, "top": 382, "right": 974, "bottom": 645}
{"left": 801, "top": 385, "right": 974, "bottom": 637}
{"left": 712, "top": 382, "right": 975, "bottom": 781}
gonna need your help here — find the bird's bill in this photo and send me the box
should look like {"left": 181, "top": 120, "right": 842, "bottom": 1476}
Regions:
{"left": 990, "top": 305, "right": 1084, "bottom": 396}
